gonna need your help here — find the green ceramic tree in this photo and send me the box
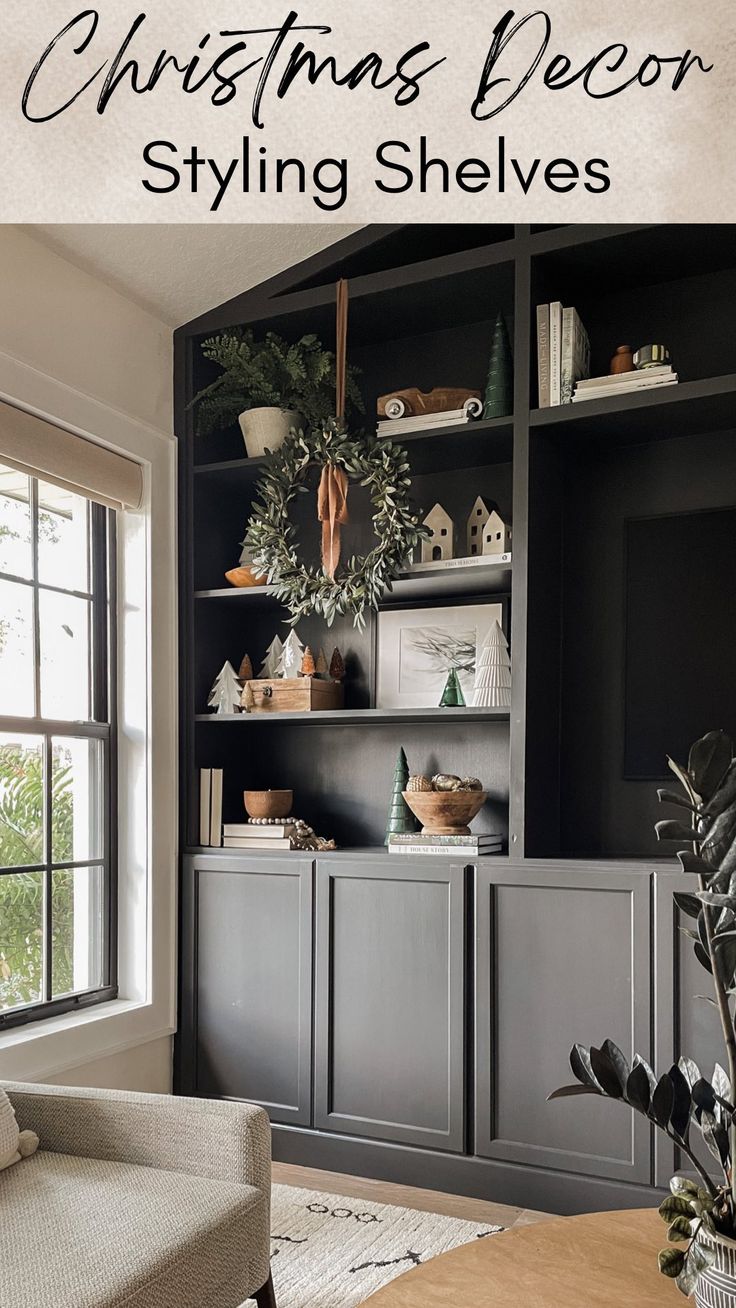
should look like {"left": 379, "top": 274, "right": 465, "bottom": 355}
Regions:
{"left": 385, "top": 747, "right": 418, "bottom": 843}
{"left": 439, "top": 668, "right": 466, "bottom": 707}
{"left": 483, "top": 311, "right": 513, "bottom": 419}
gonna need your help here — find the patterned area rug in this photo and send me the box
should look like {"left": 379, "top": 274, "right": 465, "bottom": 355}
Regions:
{"left": 247, "top": 1184, "right": 503, "bottom": 1308}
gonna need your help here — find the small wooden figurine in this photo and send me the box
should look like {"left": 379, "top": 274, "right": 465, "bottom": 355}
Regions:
{"left": 315, "top": 648, "right": 329, "bottom": 678}
{"left": 238, "top": 654, "right": 254, "bottom": 682}
{"left": 241, "top": 680, "right": 255, "bottom": 713}
{"left": 482, "top": 508, "right": 512, "bottom": 556}
{"left": 610, "top": 345, "right": 635, "bottom": 375}
{"left": 422, "top": 503, "right": 454, "bottom": 563}
{"left": 378, "top": 387, "right": 481, "bottom": 420}
{"left": 467, "top": 496, "right": 494, "bottom": 557}
{"left": 300, "top": 646, "right": 316, "bottom": 678}
{"left": 329, "top": 647, "right": 345, "bottom": 682}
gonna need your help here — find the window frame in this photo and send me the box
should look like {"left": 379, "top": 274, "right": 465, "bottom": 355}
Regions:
{"left": 0, "top": 481, "right": 118, "bottom": 1031}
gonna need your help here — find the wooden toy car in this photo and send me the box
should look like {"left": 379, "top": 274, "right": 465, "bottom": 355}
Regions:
{"left": 377, "top": 387, "right": 483, "bottom": 420}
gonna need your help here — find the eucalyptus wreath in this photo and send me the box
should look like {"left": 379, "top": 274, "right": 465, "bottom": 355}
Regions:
{"left": 245, "top": 420, "right": 426, "bottom": 629}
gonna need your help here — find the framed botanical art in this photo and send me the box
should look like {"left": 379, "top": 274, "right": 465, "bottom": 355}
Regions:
{"left": 375, "top": 601, "right": 505, "bottom": 709}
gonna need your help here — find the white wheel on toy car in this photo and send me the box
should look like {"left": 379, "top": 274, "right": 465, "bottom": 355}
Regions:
{"left": 463, "top": 397, "right": 483, "bottom": 419}
{"left": 385, "top": 397, "right": 407, "bottom": 419}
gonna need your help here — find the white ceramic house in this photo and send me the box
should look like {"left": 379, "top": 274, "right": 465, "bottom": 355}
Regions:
{"left": 421, "top": 503, "right": 454, "bottom": 562}
{"left": 467, "top": 496, "right": 494, "bottom": 557}
{"left": 482, "top": 508, "right": 512, "bottom": 556}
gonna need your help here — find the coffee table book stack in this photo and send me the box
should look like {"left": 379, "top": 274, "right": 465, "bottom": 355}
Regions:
{"left": 223, "top": 821, "right": 298, "bottom": 850}
{"left": 388, "top": 833, "right": 503, "bottom": 857}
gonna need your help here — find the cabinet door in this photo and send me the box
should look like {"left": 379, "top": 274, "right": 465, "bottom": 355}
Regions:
{"left": 654, "top": 869, "right": 725, "bottom": 1186}
{"left": 314, "top": 859, "right": 466, "bottom": 1152}
{"left": 475, "top": 863, "right": 652, "bottom": 1184}
{"left": 182, "top": 855, "right": 313, "bottom": 1126}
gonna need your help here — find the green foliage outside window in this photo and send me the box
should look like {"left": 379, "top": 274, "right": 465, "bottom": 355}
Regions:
{"left": 0, "top": 744, "right": 74, "bottom": 1011}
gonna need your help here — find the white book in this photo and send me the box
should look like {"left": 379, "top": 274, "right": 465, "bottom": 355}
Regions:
{"left": 210, "top": 769, "right": 223, "bottom": 847}
{"left": 572, "top": 377, "right": 678, "bottom": 402}
{"left": 560, "top": 307, "right": 590, "bottom": 405}
{"left": 199, "top": 769, "right": 211, "bottom": 846}
{"left": 223, "top": 836, "right": 293, "bottom": 849}
{"left": 403, "top": 553, "right": 511, "bottom": 576}
{"left": 223, "top": 822, "right": 296, "bottom": 837}
{"left": 549, "top": 302, "right": 563, "bottom": 406}
{"left": 379, "top": 407, "right": 469, "bottom": 428}
{"left": 377, "top": 416, "right": 470, "bottom": 436}
{"left": 577, "top": 365, "right": 673, "bottom": 389}
{"left": 388, "top": 843, "right": 503, "bottom": 858}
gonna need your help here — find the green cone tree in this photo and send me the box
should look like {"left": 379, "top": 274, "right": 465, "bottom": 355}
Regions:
{"left": 385, "top": 747, "right": 418, "bottom": 843}
{"left": 483, "top": 311, "right": 513, "bottom": 419}
{"left": 439, "top": 668, "right": 466, "bottom": 707}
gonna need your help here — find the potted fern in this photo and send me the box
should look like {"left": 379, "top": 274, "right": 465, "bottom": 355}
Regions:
{"left": 190, "top": 328, "right": 362, "bottom": 457}
{"left": 551, "top": 730, "right": 736, "bottom": 1303}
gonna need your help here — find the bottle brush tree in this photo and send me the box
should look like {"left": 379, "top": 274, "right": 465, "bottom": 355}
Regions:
{"left": 550, "top": 730, "right": 736, "bottom": 1299}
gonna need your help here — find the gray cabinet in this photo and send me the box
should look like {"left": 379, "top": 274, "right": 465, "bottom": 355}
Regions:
{"left": 181, "top": 854, "right": 313, "bottom": 1126}
{"left": 474, "top": 862, "right": 653, "bottom": 1184}
{"left": 314, "top": 858, "right": 466, "bottom": 1152}
{"left": 654, "top": 870, "right": 724, "bottom": 1186}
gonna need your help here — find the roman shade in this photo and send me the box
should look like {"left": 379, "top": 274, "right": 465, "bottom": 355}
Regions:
{"left": 0, "top": 401, "right": 144, "bottom": 511}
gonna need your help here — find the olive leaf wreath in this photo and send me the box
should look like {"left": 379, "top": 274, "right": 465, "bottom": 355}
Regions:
{"left": 244, "top": 419, "right": 427, "bottom": 629}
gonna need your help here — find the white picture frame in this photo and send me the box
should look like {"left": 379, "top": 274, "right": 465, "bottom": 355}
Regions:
{"left": 376, "top": 602, "right": 505, "bottom": 708}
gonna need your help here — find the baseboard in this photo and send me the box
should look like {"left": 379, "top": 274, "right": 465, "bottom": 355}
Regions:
{"left": 272, "top": 1124, "right": 665, "bottom": 1215}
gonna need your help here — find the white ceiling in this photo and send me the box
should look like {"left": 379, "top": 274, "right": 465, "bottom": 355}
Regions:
{"left": 27, "top": 224, "right": 361, "bottom": 328}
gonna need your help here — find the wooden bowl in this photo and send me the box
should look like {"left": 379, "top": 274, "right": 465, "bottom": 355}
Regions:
{"left": 402, "top": 789, "right": 487, "bottom": 836}
{"left": 225, "top": 565, "right": 267, "bottom": 588}
{"left": 244, "top": 789, "right": 293, "bottom": 820}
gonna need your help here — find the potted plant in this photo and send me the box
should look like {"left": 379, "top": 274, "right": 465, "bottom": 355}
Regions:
{"left": 189, "top": 327, "right": 363, "bottom": 457}
{"left": 550, "top": 730, "right": 736, "bottom": 1302}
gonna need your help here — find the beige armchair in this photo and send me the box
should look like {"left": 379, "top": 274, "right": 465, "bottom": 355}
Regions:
{"left": 0, "top": 1081, "right": 276, "bottom": 1308}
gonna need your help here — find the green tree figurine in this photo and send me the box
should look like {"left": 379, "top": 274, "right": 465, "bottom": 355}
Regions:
{"left": 385, "top": 746, "right": 419, "bottom": 843}
{"left": 483, "top": 311, "right": 513, "bottom": 418}
{"left": 439, "top": 668, "right": 466, "bottom": 707}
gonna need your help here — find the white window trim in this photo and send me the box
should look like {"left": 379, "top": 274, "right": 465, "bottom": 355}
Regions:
{"left": 0, "top": 348, "right": 177, "bottom": 1082}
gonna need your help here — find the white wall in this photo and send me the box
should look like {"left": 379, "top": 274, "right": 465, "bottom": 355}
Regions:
{"left": 0, "top": 227, "right": 175, "bottom": 1093}
{"left": 0, "top": 227, "right": 172, "bottom": 432}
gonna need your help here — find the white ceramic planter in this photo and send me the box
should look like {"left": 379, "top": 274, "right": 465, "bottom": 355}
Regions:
{"left": 238, "top": 407, "right": 301, "bottom": 458}
{"left": 695, "top": 1228, "right": 736, "bottom": 1307}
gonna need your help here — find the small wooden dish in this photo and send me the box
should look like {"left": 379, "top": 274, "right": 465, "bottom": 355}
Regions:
{"left": 225, "top": 566, "right": 267, "bottom": 588}
{"left": 402, "top": 789, "right": 487, "bottom": 836}
{"left": 243, "top": 789, "right": 293, "bottom": 819}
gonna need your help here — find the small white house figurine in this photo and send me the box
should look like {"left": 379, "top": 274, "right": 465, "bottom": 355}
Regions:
{"left": 421, "top": 503, "right": 454, "bottom": 563}
{"left": 482, "top": 508, "right": 512, "bottom": 557}
{"left": 467, "top": 496, "right": 494, "bottom": 557}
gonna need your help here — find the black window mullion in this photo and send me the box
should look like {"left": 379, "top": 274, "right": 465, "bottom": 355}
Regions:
{"left": 30, "top": 479, "right": 41, "bottom": 718}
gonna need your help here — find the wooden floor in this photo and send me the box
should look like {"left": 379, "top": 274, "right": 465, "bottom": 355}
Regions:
{"left": 272, "top": 1162, "right": 553, "bottom": 1230}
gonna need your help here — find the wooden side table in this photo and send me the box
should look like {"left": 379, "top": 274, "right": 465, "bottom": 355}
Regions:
{"left": 362, "top": 1209, "right": 676, "bottom": 1307}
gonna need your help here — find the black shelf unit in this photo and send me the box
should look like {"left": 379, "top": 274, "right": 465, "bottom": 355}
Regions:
{"left": 176, "top": 223, "right": 736, "bottom": 860}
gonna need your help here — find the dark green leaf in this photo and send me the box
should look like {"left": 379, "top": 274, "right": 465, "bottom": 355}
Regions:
{"left": 714, "top": 936, "right": 736, "bottom": 988}
{"left": 691, "top": 1079, "right": 716, "bottom": 1116}
{"left": 658, "top": 1247, "right": 686, "bottom": 1278}
{"left": 689, "top": 731, "right": 732, "bottom": 802}
{"left": 652, "top": 1075, "right": 675, "bottom": 1129}
{"left": 674, "top": 893, "right": 703, "bottom": 919}
{"left": 660, "top": 1195, "right": 696, "bottom": 1222}
{"left": 601, "top": 1039, "right": 630, "bottom": 1091}
{"left": 590, "top": 1045, "right": 625, "bottom": 1099}
{"left": 670, "top": 1176, "right": 699, "bottom": 1197}
{"left": 668, "top": 1064, "right": 692, "bottom": 1140}
{"left": 547, "top": 1084, "right": 602, "bottom": 1101}
{"left": 679, "top": 851, "right": 715, "bottom": 876}
{"left": 570, "top": 1044, "right": 601, "bottom": 1090}
{"left": 626, "top": 1062, "right": 651, "bottom": 1114}
{"left": 656, "top": 819, "right": 699, "bottom": 844}
{"left": 694, "top": 941, "right": 713, "bottom": 973}
{"left": 678, "top": 1057, "right": 701, "bottom": 1090}
{"left": 668, "top": 1216, "right": 693, "bottom": 1242}
{"left": 658, "top": 789, "right": 698, "bottom": 813}
{"left": 702, "top": 760, "right": 736, "bottom": 820}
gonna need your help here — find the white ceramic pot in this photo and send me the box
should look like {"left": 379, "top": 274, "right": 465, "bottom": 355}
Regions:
{"left": 695, "top": 1227, "right": 736, "bottom": 1307}
{"left": 238, "top": 407, "right": 301, "bottom": 458}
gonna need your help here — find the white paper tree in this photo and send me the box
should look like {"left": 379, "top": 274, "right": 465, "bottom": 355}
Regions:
{"left": 259, "top": 635, "right": 283, "bottom": 679}
{"left": 276, "top": 629, "right": 305, "bottom": 679}
{"left": 473, "top": 621, "right": 511, "bottom": 708}
{"left": 207, "top": 661, "right": 241, "bottom": 714}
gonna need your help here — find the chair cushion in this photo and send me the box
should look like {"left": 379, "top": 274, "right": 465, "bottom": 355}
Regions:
{"left": 0, "top": 1149, "right": 268, "bottom": 1308}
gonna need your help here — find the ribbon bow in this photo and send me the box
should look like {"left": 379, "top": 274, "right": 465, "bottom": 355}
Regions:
{"left": 317, "top": 464, "right": 349, "bottom": 579}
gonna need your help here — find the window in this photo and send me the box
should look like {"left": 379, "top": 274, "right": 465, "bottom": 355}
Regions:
{"left": 0, "top": 465, "right": 116, "bottom": 1029}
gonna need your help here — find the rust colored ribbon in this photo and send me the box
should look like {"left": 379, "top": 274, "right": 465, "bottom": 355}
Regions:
{"left": 317, "top": 279, "right": 350, "bottom": 578}
{"left": 318, "top": 464, "right": 349, "bottom": 578}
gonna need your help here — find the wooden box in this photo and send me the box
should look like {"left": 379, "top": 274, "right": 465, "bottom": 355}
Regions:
{"left": 242, "top": 678, "right": 344, "bottom": 714}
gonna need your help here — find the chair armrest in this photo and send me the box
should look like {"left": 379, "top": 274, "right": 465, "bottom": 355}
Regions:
{"left": 2, "top": 1081, "right": 271, "bottom": 1197}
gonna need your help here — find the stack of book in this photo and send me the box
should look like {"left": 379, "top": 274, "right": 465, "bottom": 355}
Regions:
{"left": 536, "top": 303, "right": 590, "bottom": 407}
{"left": 388, "top": 832, "right": 504, "bottom": 858}
{"left": 377, "top": 408, "right": 477, "bottom": 438}
{"left": 223, "top": 821, "right": 298, "bottom": 850}
{"left": 572, "top": 365, "right": 678, "bottom": 403}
